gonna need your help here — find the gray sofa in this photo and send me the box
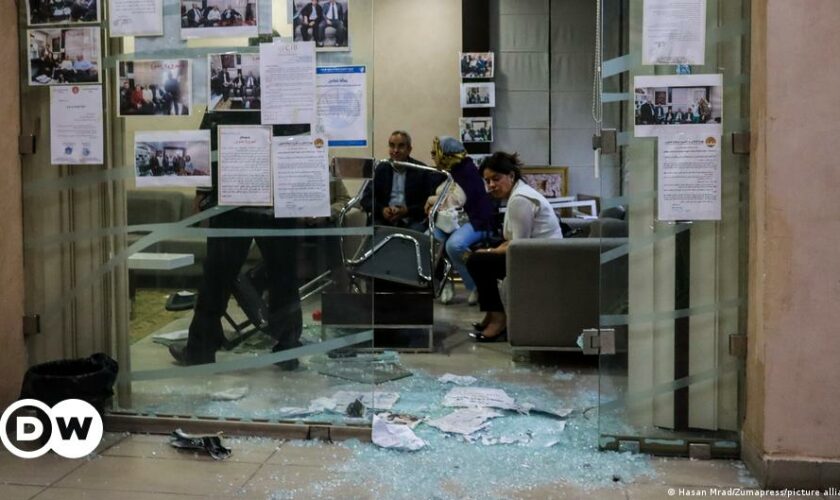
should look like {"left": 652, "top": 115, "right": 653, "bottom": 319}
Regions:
{"left": 506, "top": 215, "right": 628, "bottom": 352}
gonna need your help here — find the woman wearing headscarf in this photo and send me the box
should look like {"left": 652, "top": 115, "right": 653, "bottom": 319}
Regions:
{"left": 466, "top": 151, "right": 563, "bottom": 342}
{"left": 425, "top": 136, "right": 497, "bottom": 305}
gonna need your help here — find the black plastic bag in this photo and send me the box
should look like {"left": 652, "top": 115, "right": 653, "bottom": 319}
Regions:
{"left": 20, "top": 353, "right": 119, "bottom": 412}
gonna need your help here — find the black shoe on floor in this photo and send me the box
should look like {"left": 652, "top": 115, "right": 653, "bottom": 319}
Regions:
{"left": 169, "top": 344, "right": 216, "bottom": 366}
{"left": 272, "top": 341, "right": 302, "bottom": 371}
{"left": 472, "top": 329, "right": 508, "bottom": 343}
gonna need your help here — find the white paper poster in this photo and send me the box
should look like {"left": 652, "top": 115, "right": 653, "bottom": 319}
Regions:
{"left": 218, "top": 126, "right": 273, "bottom": 206}
{"left": 657, "top": 135, "right": 721, "bottom": 221}
{"left": 634, "top": 74, "right": 722, "bottom": 138}
{"left": 316, "top": 66, "right": 367, "bottom": 147}
{"left": 272, "top": 135, "right": 330, "bottom": 218}
{"left": 109, "top": 0, "right": 163, "bottom": 37}
{"left": 134, "top": 130, "right": 212, "bottom": 188}
{"left": 50, "top": 86, "right": 104, "bottom": 165}
{"left": 260, "top": 40, "right": 316, "bottom": 125}
{"left": 643, "top": 0, "right": 706, "bottom": 65}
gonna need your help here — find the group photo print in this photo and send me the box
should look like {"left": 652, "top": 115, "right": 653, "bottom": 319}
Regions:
{"left": 181, "top": 0, "right": 258, "bottom": 38}
{"left": 459, "top": 117, "right": 493, "bottom": 143}
{"left": 134, "top": 131, "right": 212, "bottom": 188}
{"left": 28, "top": 27, "right": 100, "bottom": 86}
{"left": 460, "top": 52, "right": 494, "bottom": 79}
{"left": 634, "top": 74, "right": 723, "bottom": 137}
{"left": 208, "top": 53, "right": 261, "bottom": 111}
{"left": 27, "top": 0, "right": 99, "bottom": 25}
{"left": 118, "top": 59, "right": 192, "bottom": 116}
{"left": 290, "top": 0, "right": 349, "bottom": 50}
{"left": 460, "top": 82, "right": 495, "bottom": 108}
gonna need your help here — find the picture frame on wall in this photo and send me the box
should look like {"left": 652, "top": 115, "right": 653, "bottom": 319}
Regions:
{"left": 27, "top": 0, "right": 100, "bottom": 26}
{"left": 459, "top": 117, "right": 493, "bottom": 143}
{"left": 208, "top": 52, "right": 261, "bottom": 112}
{"left": 459, "top": 52, "right": 494, "bottom": 79}
{"left": 117, "top": 59, "right": 192, "bottom": 117}
{"left": 27, "top": 27, "right": 102, "bottom": 86}
{"left": 181, "top": 0, "right": 258, "bottom": 39}
{"left": 290, "top": 0, "right": 350, "bottom": 51}
{"left": 521, "top": 167, "right": 569, "bottom": 199}
{"left": 460, "top": 82, "right": 495, "bottom": 108}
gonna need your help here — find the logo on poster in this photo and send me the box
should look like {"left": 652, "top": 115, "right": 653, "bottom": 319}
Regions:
{"left": 0, "top": 399, "right": 103, "bottom": 459}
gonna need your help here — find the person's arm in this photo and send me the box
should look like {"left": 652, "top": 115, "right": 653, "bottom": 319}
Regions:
{"left": 506, "top": 195, "right": 536, "bottom": 240}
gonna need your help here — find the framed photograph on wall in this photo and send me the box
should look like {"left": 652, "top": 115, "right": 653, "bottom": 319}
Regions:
{"left": 27, "top": 0, "right": 100, "bottom": 25}
{"left": 27, "top": 28, "right": 102, "bottom": 86}
{"left": 290, "top": 0, "right": 350, "bottom": 51}
{"left": 459, "top": 52, "right": 494, "bottom": 79}
{"left": 521, "top": 167, "right": 569, "bottom": 199}
{"left": 460, "top": 82, "right": 495, "bottom": 108}
{"left": 181, "top": 0, "right": 258, "bottom": 39}
{"left": 117, "top": 59, "right": 192, "bottom": 116}
{"left": 459, "top": 117, "right": 493, "bottom": 143}
{"left": 207, "top": 52, "right": 261, "bottom": 112}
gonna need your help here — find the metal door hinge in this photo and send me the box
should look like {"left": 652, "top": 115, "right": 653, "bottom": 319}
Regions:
{"left": 592, "top": 129, "right": 617, "bottom": 154}
{"left": 580, "top": 328, "right": 616, "bottom": 355}
{"left": 732, "top": 132, "right": 750, "bottom": 155}
{"left": 19, "top": 135, "right": 36, "bottom": 155}
{"left": 728, "top": 333, "right": 747, "bottom": 358}
{"left": 23, "top": 315, "right": 41, "bottom": 337}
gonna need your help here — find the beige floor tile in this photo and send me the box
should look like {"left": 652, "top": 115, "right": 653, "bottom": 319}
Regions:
{"left": 0, "top": 451, "right": 85, "bottom": 486}
{"left": 32, "top": 488, "right": 225, "bottom": 500}
{"left": 504, "top": 482, "right": 626, "bottom": 500}
{"left": 53, "top": 455, "right": 260, "bottom": 496}
{"left": 630, "top": 458, "right": 754, "bottom": 488}
{"left": 265, "top": 443, "right": 353, "bottom": 467}
{"left": 103, "top": 434, "right": 279, "bottom": 464}
{"left": 0, "top": 484, "right": 44, "bottom": 500}
{"left": 237, "top": 464, "right": 384, "bottom": 499}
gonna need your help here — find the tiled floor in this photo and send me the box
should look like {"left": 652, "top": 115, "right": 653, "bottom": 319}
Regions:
{"left": 0, "top": 434, "right": 828, "bottom": 499}
{"left": 8, "top": 287, "right": 824, "bottom": 499}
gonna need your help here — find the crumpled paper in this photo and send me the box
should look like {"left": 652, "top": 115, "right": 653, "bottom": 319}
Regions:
{"left": 371, "top": 413, "right": 426, "bottom": 451}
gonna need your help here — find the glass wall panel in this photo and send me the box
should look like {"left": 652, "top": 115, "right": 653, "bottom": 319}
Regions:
{"left": 598, "top": 0, "right": 749, "bottom": 455}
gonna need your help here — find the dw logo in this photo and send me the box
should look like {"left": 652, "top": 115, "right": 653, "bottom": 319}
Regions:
{"left": 0, "top": 399, "right": 103, "bottom": 459}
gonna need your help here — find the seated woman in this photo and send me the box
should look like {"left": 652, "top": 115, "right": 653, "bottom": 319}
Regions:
{"left": 466, "top": 151, "right": 563, "bottom": 342}
{"left": 425, "top": 137, "right": 497, "bottom": 305}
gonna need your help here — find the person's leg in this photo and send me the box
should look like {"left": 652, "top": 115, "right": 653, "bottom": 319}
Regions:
{"left": 334, "top": 20, "right": 346, "bottom": 45}
{"left": 465, "top": 251, "right": 507, "bottom": 338}
{"left": 444, "top": 223, "right": 484, "bottom": 292}
{"left": 317, "top": 21, "right": 328, "bottom": 44}
{"left": 257, "top": 218, "right": 303, "bottom": 352}
{"left": 175, "top": 219, "right": 252, "bottom": 364}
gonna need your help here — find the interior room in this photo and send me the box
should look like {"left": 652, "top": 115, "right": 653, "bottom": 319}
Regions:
{"left": 11, "top": 0, "right": 767, "bottom": 496}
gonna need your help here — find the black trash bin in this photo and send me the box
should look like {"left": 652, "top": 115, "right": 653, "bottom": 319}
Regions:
{"left": 19, "top": 353, "right": 119, "bottom": 413}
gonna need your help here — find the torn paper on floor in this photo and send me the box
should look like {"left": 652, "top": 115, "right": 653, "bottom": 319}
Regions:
{"left": 210, "top": 386, "right": 249, "bottom": 401}
{"left": 372, "top": 413, "right": 426, "bottom": 451}
{"left": 426, "top": 407, "right": 503, "bottom": 435}
{"left": 438, "top": 373, "right": 477, "bottom": 386}
{"left": 332, "top": 391, "right": 399, "bottom": 411}
{"left": 442, "top": 387, "right": 518, "bottom": 410}
{"left": 380, "top": 412, "right": 423, "bottom": 429}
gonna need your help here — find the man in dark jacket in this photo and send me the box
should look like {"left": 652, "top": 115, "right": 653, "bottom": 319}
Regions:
{"left": 360, "top": 130, "right": 443, "bottom": 231}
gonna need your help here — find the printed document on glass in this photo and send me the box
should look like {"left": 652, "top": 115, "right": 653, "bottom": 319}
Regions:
{"left": 657, "top": 135, "right": 721, "bottom": 221}
{"left": 643, "top": 0, "right": 706, "bottom": 65}
{"left": 50, "top": 85, "right": 104, "bottom": 165}
{"left": 260, "top": 40, "right": 316, "bottom": 125}
{"left": 218, "top": 126, "right": 273, "bottom": 206}
{"left": 272, "top": 135, "right": 330, "bottom": 218}
{"left": 316, "top": 66, "right": 368, "bottom": 147}
{"left": 109, "top": 0, "right": 163, "bottom": 37}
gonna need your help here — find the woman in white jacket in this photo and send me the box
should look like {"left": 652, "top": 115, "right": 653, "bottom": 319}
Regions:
{"left": 466, "top": 151, "right": 563, "bottom": 342}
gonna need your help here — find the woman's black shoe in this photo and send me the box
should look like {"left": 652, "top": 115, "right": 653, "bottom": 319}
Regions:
{"left": 471, "top": 321, "right": 487, "bottom": 331}
{"left": 169, "top": 344, "right": 216, "bottom": 365}
{"left": 472, "top": 329, "right": 508, "bottom": 343}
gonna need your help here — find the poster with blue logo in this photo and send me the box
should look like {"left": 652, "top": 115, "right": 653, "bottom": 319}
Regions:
{"left": 50, "top": 85, "right": 104, "bottom": 165}
{"left": 316, "top": 66, "right": 367, "bottom": 147}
